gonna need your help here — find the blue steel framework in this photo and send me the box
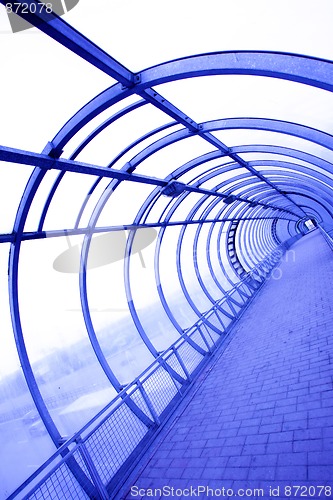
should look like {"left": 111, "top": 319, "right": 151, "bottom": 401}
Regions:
{"left": 1, "top": 2, "right": 333, "bottom": 498}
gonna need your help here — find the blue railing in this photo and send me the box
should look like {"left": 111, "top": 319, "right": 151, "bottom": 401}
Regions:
{"left": 9, "top": 243, "right": 290, "bottom": 500}
{"left": 318, "top": 224, "right": 333, "bottom": 251}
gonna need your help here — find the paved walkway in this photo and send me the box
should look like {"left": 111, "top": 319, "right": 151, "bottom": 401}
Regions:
{"left": 121, "top": 230, "right": 333, "bottom": 500}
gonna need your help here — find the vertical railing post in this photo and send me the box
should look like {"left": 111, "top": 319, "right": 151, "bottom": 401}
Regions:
{"left": 160, "top": 354, "right": 186, "bottom": 395}
{"left": 136, "top": 380, "right": 160, "bottom": 426}
{"left": 76, "top": 437, "right": 109, "bottom": 500}
{"left": 172, "top": 345, "right": 192, "bottom": 382}
{"left": 196, "top": 324, "right": 214, "bottom": 353}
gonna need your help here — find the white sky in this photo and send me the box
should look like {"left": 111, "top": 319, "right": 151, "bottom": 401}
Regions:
{"left": 1, "top": 0, "right": 333, "bottom": 375}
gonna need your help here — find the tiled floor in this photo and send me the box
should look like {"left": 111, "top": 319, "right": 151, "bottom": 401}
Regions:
{"left": 120, "top": 230, "right": 333, "bottom": 499}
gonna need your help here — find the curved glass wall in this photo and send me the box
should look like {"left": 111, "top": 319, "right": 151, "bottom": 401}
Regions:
{"left": 1, "top": 1, "right": 333, "bottom": 497}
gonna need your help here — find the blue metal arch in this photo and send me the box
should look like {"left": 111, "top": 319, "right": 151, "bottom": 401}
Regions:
{"left": 3, "top": 42, "right": 333, "bottom": 488}
{"left": 1, "top": 4, "right": 333, "bottom": 496}
{"left": 29, "top": 54, "right": 333, "bottom": 243}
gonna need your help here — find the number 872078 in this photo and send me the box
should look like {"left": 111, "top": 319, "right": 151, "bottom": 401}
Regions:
{"left": 5, "top": 3, "right": 53, "bottom": 14}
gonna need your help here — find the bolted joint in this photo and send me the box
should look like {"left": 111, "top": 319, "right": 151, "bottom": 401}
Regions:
{"left": 121, "top": 73, "right": 141, "bottom": 90}
{"left": 161, "top": 181, "right": 186, "bottom": 198}
{"left": 223, "top": 194, "right": 237, "bottom": 205}
{"left": 44, "top": 142, "right": 63, "bottom": 159}
{"left": 125, "top": 162, "right": 136, "bottom": 174}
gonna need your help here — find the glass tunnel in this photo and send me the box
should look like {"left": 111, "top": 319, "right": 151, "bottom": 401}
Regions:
{"left": 0, "top": 1, "right": 333, "bottom": 498}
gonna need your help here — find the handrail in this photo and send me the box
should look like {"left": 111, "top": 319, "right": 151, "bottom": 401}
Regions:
{"left": 8, "top": 240, "right": 293, "bottom": 500}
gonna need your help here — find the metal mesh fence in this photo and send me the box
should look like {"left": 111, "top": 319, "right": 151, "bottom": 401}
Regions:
{"left": 177, "top": 340, "right": 205, "bottom": 374}
{"left": 27, "top": 459, "right": 91, "bottom": 500}
{"left": 141, "top": 366, "right": 178, "bottom": 416}
{"left": 73, "top": 448, "right": 94, "bottom": 481}
{"left": 231, "top": 289, "right": 245, "bottom": 304}
{"left": 218, "top": 299, "right": 234, "bottom": 316}
{"left": 217, "top": 312, "right": 232, "bottom": 328}
{"left": 128, "top": 386, "right": 155, "bottom": 420}
{"left": 165, "top": 351, "right": 187, "bottom": 380}
{"left": 239, "top": 282, "right": 253, "bottom": 297}
{"left": 84, "top": 403, "right": 148, "bottom": 485}
{"left": 189, "top": 328, "right": 209, "bottom": 352}
{"left": 199, "top": 324, "right": 219, "bottom": 347}
{"left": 228, "top": 299, "right": 241, "bottom": 313}
{"left": 205, "top": 311, "right": 224, "bottom": 332}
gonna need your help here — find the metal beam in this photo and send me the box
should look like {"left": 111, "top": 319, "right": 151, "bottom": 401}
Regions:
{"left": 3, "top": 4, "right": 328, "bottom": 213}
{"left": 0, "top": 145, "right": 166, "bottom": 185}
{"left": 0, "top": 216, "right": 294, "bottom": 244}
{"left": 0, "top": 145, "right": 297, "bottom": 214}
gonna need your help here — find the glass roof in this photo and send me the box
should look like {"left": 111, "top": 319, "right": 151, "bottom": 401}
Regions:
{"left": 1, "top": 1, "right": 333, "bottom": 497}
{"left": 60, "top": 0, "right": 333, "bottom": 67}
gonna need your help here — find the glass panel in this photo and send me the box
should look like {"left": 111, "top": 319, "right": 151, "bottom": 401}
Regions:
{"left": 193, "top": 196, "right": 218, "bottom": 221}
{"left": 77, "top": 177, "right": 114, "bottom": 228}
{"left": 256, "top": 165, "right": 333, "bottom": 184}
{"left": 85, "top": 230, "right": 156, "bottom": 383}
{"left": 74, "top": 104, "right": 178, "bottom": 168}
{"left": 209, "top": 223, "right": 235, "bottom": 290}
{"left": 157, "top": 76, "right": 333, "bottom": 133}
{"left": 166, "top": 192, "right": 203, "bottom": 223}
{"left": 128, "top": 229, "right": 180, "bottom": 351}
{"left": 275, "top": 219, "right": 292, "bottom": 243}
{"left": 238, "top": 151, "right": 330, "bottom": 172}
{"left": 158, "top": 225, "right": 199, "bottom": 329}
{"left": 61, "top": 95, "right": 142, "bottom": 160}
{"left": 18, "top": 237, "right": 116, "bottom": 436}
{"left": 195, "top": 222, "right": 224, "bottom": 300}
{"left": 198, "top": 167, "right": 252, "bottom": 192}
{"left": 285, "top": 195, "right": 332, "bottom": 225}
{"left": 134, "top": 135, "right": 213, "bottom": 178}
{"left": 42, "top": 172, "right": 100, "bottom": 231}
{"left": 197, "top": 198, "right": 225, "bottom": 221}
{"left": 145, "top": 192, "right": 173, "bottom": 224}
{"left": 95, "top": 182, "right": 155, "bottom": 227}
{"left": 213, "top": 129, "right": 333, "bottom": 164}
{"left": 176, "top": 157, "right": 233, "bottom": 185}
{"left": 63, "top": 0, "right": 333, "bottom": 70}
{"left": 91, "top": 313, "right": 155, "bottom": 386}
{"left": 0, "top": 18, "right": 112, "bottom": 153}
{"left": 179, "top": 224, "right": 213, "bottom": 312}
{"left": 0, "top": 161, "right": 33, "bottom": 233}
{"left": 0, "top": 244, "right": 56, "bottom": 499}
